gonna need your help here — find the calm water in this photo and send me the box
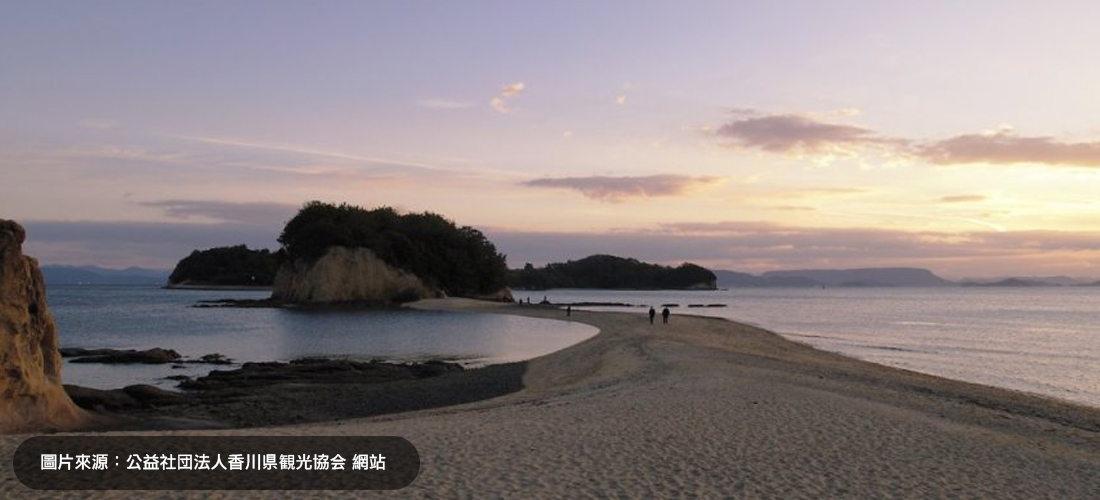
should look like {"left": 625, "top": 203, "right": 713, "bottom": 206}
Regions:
{"left": 535, "top": 288, "right": 1100, "bottom": 409}
{"left": 48, "top": 286, "right": 597, "bottom": 390}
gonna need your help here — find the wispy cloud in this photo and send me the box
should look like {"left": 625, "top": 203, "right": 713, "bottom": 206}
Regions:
{"left": 715, "top": 109, "right": 1100, "bottom": 168}
{"left": 169, "top": 134, "right": 446, "bottom": 173}
{"left": 490, "top": 82, "right": 525, "bottom": 113}
{"left": 918, "top": 128, "right": 1100, "bottom": 167}
{"left": 940, "top": 194, "right": 987, "bottom": 203}
{"left": 139, "top": 200, "right": 298, "bottom": 225}
{"left": 22, "top": 220, "right": 281, "bottom": 268}
{"left": 523, "top": 174, "right": 723, "bottom": 202}
{"left": 715, "top": 110, "right": 885, "bottom": 154}
{"left": 72, "top": 145, "right": 187, "bottom": 163}
{"left": 417, "top": 98, "right": 474, "bottom": 110}
{"left": 616, "top": 95, "right": 627, "bottom": 106}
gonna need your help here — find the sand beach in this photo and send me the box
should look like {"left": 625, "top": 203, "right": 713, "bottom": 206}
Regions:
{"left": 3, "top": 299, "right": 1100, "bottom": 498}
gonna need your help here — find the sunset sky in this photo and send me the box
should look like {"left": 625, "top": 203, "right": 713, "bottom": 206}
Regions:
{"left": 4, "top": 1, "right": 1100, "bottom": 278}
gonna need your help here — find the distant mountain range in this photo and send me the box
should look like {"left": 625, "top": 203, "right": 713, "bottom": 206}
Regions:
{"left": 41, "top": 265, "right": 171, "bottom": 286}
{"left": 714, "top": 267, "right": 952, "bottom": 288}
{"left": 956, "top": 276, "right": 1100, "bottom": 287}
{"left": 714, "top": 267, "right": 1100, "bottom": 288}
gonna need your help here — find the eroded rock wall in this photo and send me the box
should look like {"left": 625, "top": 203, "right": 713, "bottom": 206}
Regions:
{"left": 271, "top": 246, "right": 434, "bottom": 303}
{"left": 0, "top": 220, "right": 86, "bottom": 433}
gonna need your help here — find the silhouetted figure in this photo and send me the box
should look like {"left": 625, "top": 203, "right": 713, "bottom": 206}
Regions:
{"left": 648, "top": 307, "right": 656, "bottom": 324}
{"left": 566, "top": 305, "right": 572, "bottom": 316}
{"left": 662, "top": 307, "right": 670, "bottom": 324}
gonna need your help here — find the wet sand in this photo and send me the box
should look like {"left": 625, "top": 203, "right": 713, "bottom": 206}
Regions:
{"left": 3, "top": 298, "right": 1100, "bottom": 498}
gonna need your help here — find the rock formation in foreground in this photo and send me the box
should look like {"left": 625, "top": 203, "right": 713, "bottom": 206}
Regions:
{"left": 0, "top": 219, "right": 86, "bottom": 433}
{"left": 272, "top": 246, "right": 435, "bottom": 303}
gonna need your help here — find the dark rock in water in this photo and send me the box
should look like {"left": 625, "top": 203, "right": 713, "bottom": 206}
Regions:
{"left": 411, "top": 360, "right": 464, "bottom": 378}
{"left": 165, "top": 375, "right": 192, "bottom": 382}
{"left": 63, "top": 348, "right": 232, "bottom": 365}
{"left": 189, "top": 353, "right": 233, "bottom": 365}
{"left": 660, "top": 303, "right": 680, "bottom": 308}
{"left": 123, "top": 384, "right": 185, "bottom": 405}
{"left": 64, "top": 384, "right": 188, "bottom": 411}
{"left": 67, "top": 347, "right": 182, "bottom": 364}
{"left": 193, "top": 298, "right": 281, "bottom": 308}
{"left": 60, "top": 347, "right": 124, "bottom": 357}
{"left": 64, "top": 385, "right": 143, "bottom": 411}
{"left": 179, "top": 358, "right": 464, "bottom": 391}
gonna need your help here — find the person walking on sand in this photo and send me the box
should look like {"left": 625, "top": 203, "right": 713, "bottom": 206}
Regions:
{"left": 648, "top": 307, "right": 656, "bottom": 325}
{"left": 662, "top": 307, "right": 670, "bottom": 324}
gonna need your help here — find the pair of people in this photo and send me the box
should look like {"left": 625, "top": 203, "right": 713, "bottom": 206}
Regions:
{"left": 648, "top": 306, "right": 670, "bottom": 324}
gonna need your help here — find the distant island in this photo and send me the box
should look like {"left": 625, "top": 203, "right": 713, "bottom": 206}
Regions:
{"left": 160, "top": 202, "right": 512, "bottom": 303}
{"left": 714, "top": 267, "right": 953, "bottom": 288}
{"left": 167, "top": 245, "right": 279, "bottom": 288}
{"left": 509, "top": 255, "right": 717, "bottom": 290}
{"left": 713, "top": 268, "right": 1100, "bottom": 288}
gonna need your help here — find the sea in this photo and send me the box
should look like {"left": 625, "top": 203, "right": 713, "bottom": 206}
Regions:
{"left": 523, "top": 287, "right": 1100, "bottom": 409}
{"left": 48, "top": 286, "right": 598, "bottom": 391}
{"left": 49, "top": 285, "right": 1100, "bottom": 410}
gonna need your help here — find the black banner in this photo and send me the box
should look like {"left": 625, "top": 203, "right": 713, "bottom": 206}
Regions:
{"left": 14, "top": 436, "right": 419, "bottom": 490}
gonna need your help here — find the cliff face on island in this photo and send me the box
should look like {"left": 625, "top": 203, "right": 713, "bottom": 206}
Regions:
{"left": 0, "top": 220, "right": 86, "bottom": 433}
{"left": 271, "top": 246, "right": 436, "bottom": 304}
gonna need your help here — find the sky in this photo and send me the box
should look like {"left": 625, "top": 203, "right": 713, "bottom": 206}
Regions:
{"left": 4, "top": 0, "right": 1100, "bottom": 278}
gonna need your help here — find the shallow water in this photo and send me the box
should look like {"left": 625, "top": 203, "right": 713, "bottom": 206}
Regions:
{"left": 536, "top": 287, "right": 1100, "bottom": 409}
{"left": 48, "top": 286, "right": 597, "bottom": 390}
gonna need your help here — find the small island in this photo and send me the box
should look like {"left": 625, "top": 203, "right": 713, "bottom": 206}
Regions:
{"left": 271, "top": 201, "right": 511, "bottom": 304}
{"left": 509, "top": 254, "right": 717, "bottom": 290}
{"left": 166, "top": 244, "right": 279, "bottom": 288}
{"left": 163, "top": 202, "right": 513, "bottom": 304}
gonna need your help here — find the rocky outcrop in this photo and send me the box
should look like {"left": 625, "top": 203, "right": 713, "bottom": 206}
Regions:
{"left": 0, "top": 220, "right": 86, "bottom": 433}
{"left": 62, "top": 347, "right": 182, "bottom": 364}
{"left": 178, "top": 358, "right": 463, "bottom": 391}
{"left": 65, "top": 384, "right": 186, "bottom": 411}
{"left": 271, "top": 246, "right": 435, "bottom": 304}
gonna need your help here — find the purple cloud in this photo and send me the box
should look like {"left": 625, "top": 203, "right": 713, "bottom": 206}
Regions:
{"left": 919, "top": 130, "right": 1100, "bottom": 166}
{"left": 523, "top": 175, "right": 722, "bottom": 202}
{"left": 714, "top": 108, "right": 1100, "bottom": 168}
{"left": 139, "top": 200, "right": 298, "bottom": 225}
{"left": 715, "top": 112, "right": 882, "bottom": 153}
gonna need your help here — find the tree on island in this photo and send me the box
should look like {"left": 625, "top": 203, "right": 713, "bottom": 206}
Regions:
{"left": 278, "top": 201, "right": 509, "bottom": 297}
{"left": 168, "top": 245, "right": 280, "bottom": 287}
{"left": 509, "top": 255, "right": 717, "bottom": 290}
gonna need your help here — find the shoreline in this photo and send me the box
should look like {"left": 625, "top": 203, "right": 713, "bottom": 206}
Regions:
{"left": 162, "top": 284, "right": 273, "bottom": 291}
{"left": 3, "top": 299, "right": 1100, "bottom": 497}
